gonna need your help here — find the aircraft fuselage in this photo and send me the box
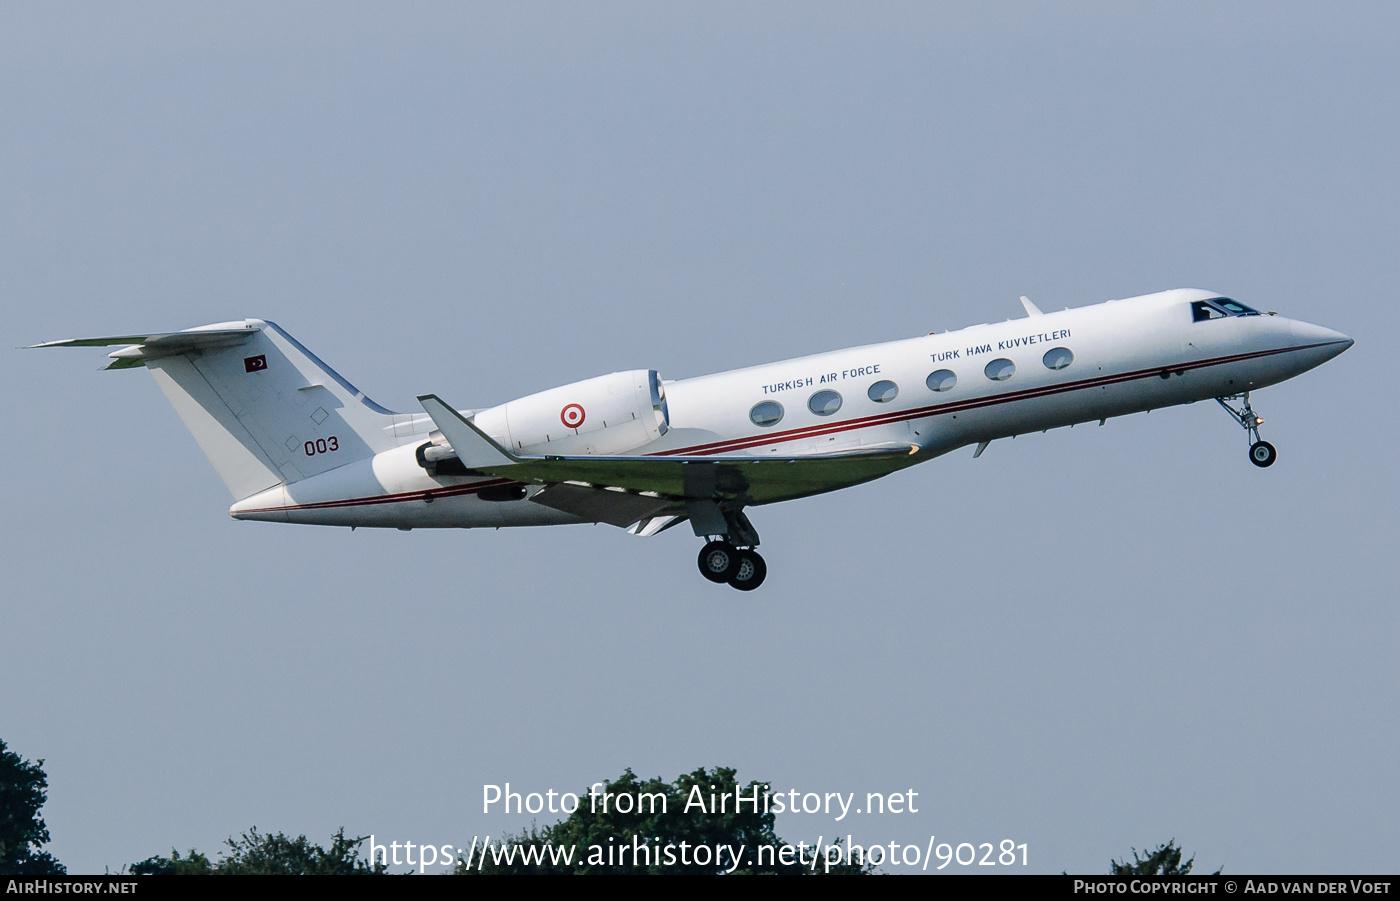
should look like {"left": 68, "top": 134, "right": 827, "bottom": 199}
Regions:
{"left": 226, "top": 288, "right": 1350, "bottom": 530}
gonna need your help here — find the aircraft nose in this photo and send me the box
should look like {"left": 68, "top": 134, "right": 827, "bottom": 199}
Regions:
{"left": 1289, "top": 319, "right": 1353, "bottom": 361}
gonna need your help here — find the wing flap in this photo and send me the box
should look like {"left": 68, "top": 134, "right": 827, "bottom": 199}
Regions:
{"left": 628, "top": 515, "right": 686, "bottom": 537}
{"left": 493, "top": 448, "right": 915, "bottom": 497}
{"left": 528, "top": 483, "right": 676, "bottom": 528}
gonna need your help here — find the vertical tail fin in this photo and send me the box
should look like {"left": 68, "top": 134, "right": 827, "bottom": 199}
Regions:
{"left": 35, "top": 320, "right": 402, "bottom": 500}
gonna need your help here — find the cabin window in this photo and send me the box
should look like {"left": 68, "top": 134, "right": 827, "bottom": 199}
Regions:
{"left": 749, "top": 401, "right": 784, "bottom": 427}
{"left": 1042, "top": 347, "right": 1074, "bottom": 370}
{"left": 867, "top": 380, "right": 899, "bottom": 403}
{"left": 1192, "top": 300, "right": 1227, "bottom": 322}
{"left": 808, "top": 390, "right": 843, "bottom": 416}
{"left": 926, "top": 369, "right": 957, "bottom": 392}
{"left": 984, "top": 358, "right": 1016, "bottom": 381}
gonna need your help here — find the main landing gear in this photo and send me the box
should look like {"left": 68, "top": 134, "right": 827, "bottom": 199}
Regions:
{"left": 689, "top": 502, "right": 767, "bottom": 590}
{"left": 1216, "top": 391, "right": 1276, "bottom": 468}
{"left": 698, "top": 540, "right": 767, "bottom": 591}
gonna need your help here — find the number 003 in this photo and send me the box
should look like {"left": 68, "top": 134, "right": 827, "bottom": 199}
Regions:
{"left": 305, "top": 436, "right": 339, "bottom": 456}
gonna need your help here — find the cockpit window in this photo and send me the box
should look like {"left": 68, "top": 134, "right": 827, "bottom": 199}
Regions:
{"left": 1192, "top": 300, "right": 1227, "bottom": 322}
{"left": 1193, "top": 297, "right": 1260, "bottom": 321}
{"left": 1212, "top": 297, "right": 1260, "bottom": 316}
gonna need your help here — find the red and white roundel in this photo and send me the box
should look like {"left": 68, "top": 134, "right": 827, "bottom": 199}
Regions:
{"left": 560, "top": 403, "right": 586, "bottom": 429}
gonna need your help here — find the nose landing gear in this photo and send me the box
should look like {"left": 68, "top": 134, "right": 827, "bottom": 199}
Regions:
{"left": 697, "top": 541, "right": 768, "bottom": 591}
{"left": 1216, "top": 392, "right": 1276, "bottom": 468}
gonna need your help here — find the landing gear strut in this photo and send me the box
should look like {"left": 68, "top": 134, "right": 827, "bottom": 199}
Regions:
{"left": 1216, "top": 392, "right": 1276, "bottom": 468}
{"left": 697, "top": 541, "right": 767, "bottom": 591}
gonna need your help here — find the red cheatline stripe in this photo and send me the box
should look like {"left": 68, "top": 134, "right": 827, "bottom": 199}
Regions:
{"left": 242, "top": 341, "right": 1337, "bottom": 513}
{"left": 656, "top": 342, "right": 1333, "bottom": 457}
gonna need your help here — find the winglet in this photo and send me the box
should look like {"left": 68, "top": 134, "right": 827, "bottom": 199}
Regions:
{"left": 1019, "top": 295, "right": 1043, "bottom": 317}
{"left": 417, "top": 395, "right": 519, "bottom": 468}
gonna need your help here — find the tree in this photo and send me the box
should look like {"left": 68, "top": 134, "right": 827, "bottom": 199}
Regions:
{"left": 457, "top": 766, "right": 872, "bottom": 875}
{"left": 1110, "top": 839, "right": 1220, "bottom": 876}
{"left": 131, "top": 828, "right": 387, "bottom": 875}
{"left": 0, "top": 738, "right": 65, "bottom": 875}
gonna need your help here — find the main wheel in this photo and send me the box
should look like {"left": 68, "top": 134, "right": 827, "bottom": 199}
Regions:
{"left": 698, "top": 541, "right": 739, "bottom": 583}
{"left": 727, "top": 550, "right": 767, "bottom": 591}
{"left": 1249, "top": 440, "right": 1277, "bottom": 468}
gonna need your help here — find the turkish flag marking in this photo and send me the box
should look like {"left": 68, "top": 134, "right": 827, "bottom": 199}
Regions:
{"left": 244, "top": 355, "right": 268, "bottom": 373}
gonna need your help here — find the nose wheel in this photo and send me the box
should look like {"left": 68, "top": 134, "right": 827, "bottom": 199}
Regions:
{"left": 1217, "top": 392, "right": 1277, "bottom": 468}
{"left": 1249, "top": 440, "right": 1277, "bottom": 468}
{"left": 697, "top": 541, "right": 768, "bottom": 591}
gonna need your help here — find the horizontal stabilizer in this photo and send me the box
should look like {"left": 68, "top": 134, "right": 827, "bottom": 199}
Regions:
{"left": 29, "top": 328, "right": 258, "bottom": 348}
{"left": 30, "top": 325, "right": 260, "bottom": 366}
{"left": 102, "top": 356, "right": 149, "bottom": 371}
{"left": 31, "top": 325, "right": 259, "bottom": 353}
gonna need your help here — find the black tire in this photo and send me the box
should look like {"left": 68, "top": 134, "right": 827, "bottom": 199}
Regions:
{"left": 728, "top": 550, "right": 767, "bottom": 591}
{"left": 1249, "top": 440, "right": 1277, "bottom": 468}
{"left": 698, "top": 541, "right": 739, "bottom": 583}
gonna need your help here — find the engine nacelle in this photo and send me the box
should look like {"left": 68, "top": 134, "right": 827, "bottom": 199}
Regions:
{"left": 471, "top": 370, "right": 669, "bottom": 456}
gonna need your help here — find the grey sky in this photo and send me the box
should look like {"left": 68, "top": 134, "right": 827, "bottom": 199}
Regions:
{"left": 2, "top": 2, "right": 1396, "bottom": 874}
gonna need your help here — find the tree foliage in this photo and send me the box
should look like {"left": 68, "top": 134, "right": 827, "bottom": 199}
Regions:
{"left": 131, "top": 828, "right": 387, "bottom": 875}
{"left": 0, "top": 738, "right": 65, "bottom": 875}
{"left": 457, "top": 766, "right": 871, "bottom": 875}
{"left": 1110, "top": 839, "right": 1220, "bottom": 876}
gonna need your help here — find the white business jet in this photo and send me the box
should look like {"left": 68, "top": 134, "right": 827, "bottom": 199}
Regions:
{"left": 33, "top": 288, "right": 1350, "bottom": 590}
